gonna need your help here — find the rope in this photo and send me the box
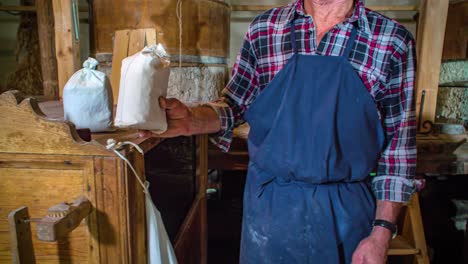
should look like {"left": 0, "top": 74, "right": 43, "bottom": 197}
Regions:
{"left": 106, "top": 139, "right": 149, "bottom": 193}
{"left": 176, "top": 0, "right": 183, "bottom": 86}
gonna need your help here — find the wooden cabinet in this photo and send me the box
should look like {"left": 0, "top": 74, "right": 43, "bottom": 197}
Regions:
{"left": 0, "top": 91, "right": 207, "bottom": 263}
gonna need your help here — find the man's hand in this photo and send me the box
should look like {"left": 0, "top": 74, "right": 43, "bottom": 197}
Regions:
{"left": 351, "top": 227, "right": 391, "bottom": 264}
{"left": 352, "top": 200, "right": 401, "bottom": 264}
{"left": 139, "top": 97, "right": 193, "bottom": 138}
{"left": 139, "top": 97, "right": 221, "bottom": 138}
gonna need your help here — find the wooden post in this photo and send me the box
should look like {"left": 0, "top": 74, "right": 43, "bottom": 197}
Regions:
{"left": 36, "top": 0, "right": 59, "bottom": 100}
{"left": 415, "top": 0, "right": 449, "bottom": 132}
{"left": 196, "top": 135, "right": 208, "bottom": 264}
{"left": 52, "top": 0, "right": 81, "bottom": 99}
{"left": 8, "top": 207, "right": 36, "bottom": 264}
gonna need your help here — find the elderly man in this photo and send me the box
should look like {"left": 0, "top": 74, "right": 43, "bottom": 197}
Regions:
{"left": 142, "top": 0, "right": 417, "bottom": 263}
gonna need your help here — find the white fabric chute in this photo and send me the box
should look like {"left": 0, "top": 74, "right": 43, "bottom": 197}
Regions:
{"left": 106, "top": 139, "right": 178, "bottom": 264}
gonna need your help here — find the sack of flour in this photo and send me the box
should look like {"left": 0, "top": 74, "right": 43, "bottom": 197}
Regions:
{"left": 63, "top": 57, "right": 113, "bottom": 132}
{"left": 114, "top": 44, "right": 170, "bottom": 133}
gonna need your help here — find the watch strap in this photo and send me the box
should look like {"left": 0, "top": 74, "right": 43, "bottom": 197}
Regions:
{"left": 373, "top": 219, "right": 398, "bottom": 239}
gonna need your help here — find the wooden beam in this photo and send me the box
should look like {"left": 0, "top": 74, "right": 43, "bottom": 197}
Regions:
{"left": 231, "top": 5, "right": 419, "bottom": 12}
{"left": 36, "top": 0, "right": 59, "bottom": 100}
{"left": 0, "top": 5, "right": 88, "bottom": 13}
{"left": 0, "top": 5, "right": 36, "bottom": 12}
{"left": 415, "top": 0, "right": 449, "bottom": 132}
{"left": 197, "top": 134, "right": 208, "bottom": 264}
{"left": 52, "top": 0, "right": 81, "bottom": 99}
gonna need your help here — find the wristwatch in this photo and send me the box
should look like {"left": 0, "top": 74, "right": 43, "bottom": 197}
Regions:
{"left": 373, "top": 219, "right": 398, "bottom": 239}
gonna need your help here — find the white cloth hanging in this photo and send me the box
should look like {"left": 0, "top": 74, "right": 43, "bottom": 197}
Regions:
{"left": 106, "top": 139, "right": 178, "bottom": 264}
{"left": 145, "top": 186, "right": 178, "bottom": 264}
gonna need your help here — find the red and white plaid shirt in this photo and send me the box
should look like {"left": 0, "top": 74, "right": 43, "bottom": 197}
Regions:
{"left": 209, "top": 0, "right": 417, "bottom": 202}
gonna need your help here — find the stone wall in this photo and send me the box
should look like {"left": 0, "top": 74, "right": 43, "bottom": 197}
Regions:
{"left": 436, "top": 60, "right": 468, "bottom": 124}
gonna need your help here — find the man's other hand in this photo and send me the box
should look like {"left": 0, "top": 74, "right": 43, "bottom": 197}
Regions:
{"left": 352, "top": 227, "right": 390, "bottom": 264}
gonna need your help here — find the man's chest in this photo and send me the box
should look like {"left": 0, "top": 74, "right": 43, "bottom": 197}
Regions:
{"left": 252, "top": 21, "right": 393, "bottom": 102}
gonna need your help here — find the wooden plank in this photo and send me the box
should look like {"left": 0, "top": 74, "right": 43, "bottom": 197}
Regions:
{"left": 415, "top": 0, "right": 449, "bottom": 132}
{"left": 407, "top": 194, "right": 430, "bottom": 263}
{"left": 110, "top": 30, "right": 130, "bottom": 104}
{"left": 8, "top": 207, "right": 36, "bottom": 264}
{"left": 196, "top": 135, "right": 208, "bottom": 264}
{"left": 36, "top": 100, "right": 165, "bottom": 153}
{"left": 123, "top": 149, "right": 147, "bottom": 264}
{"left": 84, "top": 156, "right": 100, "bottom": 264}
{"left": 0, "top": 4, "right": 88, "bottom": 12}
{"left": 145, "top": 28, "right": 157, "bottom": 46}
{"left": 172, "top": 135, "right": 208, "bottom": 263}
{"left": 0, "top": 5, "right": 36, "bottom": 12}
{"left": 230, "top": 4, "right": 418, "bottom": 12}
{"left": 110, "top": 28, "right": 156, "bottom": 104}
{"left": 388, "top": 235, "right": 419, "bottom": 256}
{"left": 52, "top": 0, "right": 81, "bottom": 99}
{"left": 0, "top": 91, "right": 110, "bottom": 156}
{"left": 36, "top": 0, "right": 59, "bottom": 100}
{"left": 92, "top": 0, "right": 229, "bottom": 57}
{"left": 442, "top": 1, "right": 468, "bottom": 60}
{"left": 93, "top": 157, "right": 128, "bottom": 264}
{"left": 128, "top": 29, "right": 147, "bottom": 56}
{"left": 174, "top": 194, "right": 204, "bottom": 263}
{"left": 0, "top": 154, "right": 93, "bottom": 263}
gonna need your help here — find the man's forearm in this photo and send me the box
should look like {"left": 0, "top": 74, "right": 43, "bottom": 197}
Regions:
{"left": 189, "top": 106, "right": 221, "bottom": 135}
{"left": 371, "top": 200, "right": 403, "bottom": 243}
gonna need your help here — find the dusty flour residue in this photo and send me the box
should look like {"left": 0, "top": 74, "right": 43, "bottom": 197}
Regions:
{"left": 249, "top": 225, "right": 269, "bottom": 246}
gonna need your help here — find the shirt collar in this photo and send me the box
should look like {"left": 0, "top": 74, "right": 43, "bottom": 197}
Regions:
{"left": 287, "top": 0, "right": 372, "bottom": 35}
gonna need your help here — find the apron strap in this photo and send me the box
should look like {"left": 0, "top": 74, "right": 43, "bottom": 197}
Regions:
{"left": 290, "top": 21, "right": 298, "bottom": 53}
{"left": 342, "top": 25, "right": 358, "bottom": 58}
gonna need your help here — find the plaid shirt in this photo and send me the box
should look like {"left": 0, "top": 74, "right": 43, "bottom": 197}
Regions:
{"left": 209, "top": 0, "right": 417, "bottom": 203}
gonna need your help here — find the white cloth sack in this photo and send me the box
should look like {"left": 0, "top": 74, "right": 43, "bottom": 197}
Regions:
{"left": 63, "top": 57, "right": 113, "bottom": 132}
{"left": 145, "top": 186, "right": 178, "bottom": 264}
{"left": 115, "top": 44, "right": 170, "bottom": 133}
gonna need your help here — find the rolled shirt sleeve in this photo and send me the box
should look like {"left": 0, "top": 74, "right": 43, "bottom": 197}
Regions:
{"left": 372, "top": 31, "right": 418, "bottom": 203}
{"left": 206, "top": 27, "right": 259, "bottom": 152}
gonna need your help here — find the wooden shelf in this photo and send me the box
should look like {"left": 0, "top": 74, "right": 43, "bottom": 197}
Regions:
{"left": 388, "top": 236, "right": 420, "bottom": 256}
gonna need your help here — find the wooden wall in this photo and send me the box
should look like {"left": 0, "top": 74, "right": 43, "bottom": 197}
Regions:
{"left": 442, "top": 0, "right": 468, "bottom": 60}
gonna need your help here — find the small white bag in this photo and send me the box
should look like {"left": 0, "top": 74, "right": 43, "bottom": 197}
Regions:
{"left": 63, "top": 57, "right": 113, "bottom": 132}
{"left": 114, "top": 44, "right": 170, "bottom": 133}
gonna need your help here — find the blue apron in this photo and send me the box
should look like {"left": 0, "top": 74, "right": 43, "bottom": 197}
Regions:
{"left": 241, "top": 21, "right": 385, "bottom": 263}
